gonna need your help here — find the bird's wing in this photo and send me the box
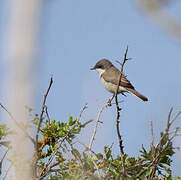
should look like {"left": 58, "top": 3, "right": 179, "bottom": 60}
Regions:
{"left": 102, "top": 67, "right": 135, "bottom": 89}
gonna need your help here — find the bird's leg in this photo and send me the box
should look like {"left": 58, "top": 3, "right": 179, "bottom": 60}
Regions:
{"left": 107, "top": 94, "right": 115, "bottom": 106}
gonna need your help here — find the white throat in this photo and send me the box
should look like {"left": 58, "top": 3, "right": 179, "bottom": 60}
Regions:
{"left": 96, "top": 68, "right": 106, "bottom": 77}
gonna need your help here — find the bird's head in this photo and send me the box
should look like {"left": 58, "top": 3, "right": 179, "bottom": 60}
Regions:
{"left": 90, "top": 59, "right": 113, "bottom": 76}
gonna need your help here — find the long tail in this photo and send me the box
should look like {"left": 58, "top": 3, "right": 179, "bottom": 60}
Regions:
{"left": 127, "top": 88, "right": 148, "bottom": 102}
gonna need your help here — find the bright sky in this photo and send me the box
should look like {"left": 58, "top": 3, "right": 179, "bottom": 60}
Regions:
{"left": 1, "top": 0, "right": 181, "bottom": 176}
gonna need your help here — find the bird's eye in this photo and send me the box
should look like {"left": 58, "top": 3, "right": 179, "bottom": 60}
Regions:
{"left": 97, "top": 65, "right": 102, "bottom": 69}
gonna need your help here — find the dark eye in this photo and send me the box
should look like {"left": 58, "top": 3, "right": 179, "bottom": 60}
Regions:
{"left": 97, "top": 65, "right": 102, "bottom": 69}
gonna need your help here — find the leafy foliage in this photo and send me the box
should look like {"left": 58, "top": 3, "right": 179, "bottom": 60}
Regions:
{"left": 0, "top": 109, "right": 181, "bottom": 180}
{"left": 0, "top": 109, "right": 181, "bottom": 179}
{"left": 0, "top": 97, "right": 181, "bottom": 180}
{"left": 0, "top": 124, "right": 9, "bottom": 140}
{"left": 31, "top": 111, "right": 180, "bottom": 179}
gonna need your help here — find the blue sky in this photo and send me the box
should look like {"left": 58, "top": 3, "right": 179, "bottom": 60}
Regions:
{"left": 1, "top": 0, "right": 181, "bottom": 176}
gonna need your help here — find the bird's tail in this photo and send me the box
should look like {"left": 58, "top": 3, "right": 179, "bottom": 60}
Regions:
{"left": 127, "top": 88, "right": 148, "bottom": 102}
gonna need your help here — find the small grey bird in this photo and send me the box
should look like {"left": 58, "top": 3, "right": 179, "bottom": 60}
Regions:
{"left": 91, "top": 59, "right": 148, "bottom": 101}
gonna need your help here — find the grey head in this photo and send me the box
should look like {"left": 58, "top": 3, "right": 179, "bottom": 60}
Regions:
{"left": 90, "top": 59, "right": 113, "bottom": 70}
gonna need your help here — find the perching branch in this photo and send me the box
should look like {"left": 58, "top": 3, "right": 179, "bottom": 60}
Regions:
{"left": 114, "top": 46, "right": 130, "bottom": 155}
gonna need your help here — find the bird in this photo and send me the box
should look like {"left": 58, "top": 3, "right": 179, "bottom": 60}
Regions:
{"left": 90, "top": 59, "right": 148, "bottom": 101}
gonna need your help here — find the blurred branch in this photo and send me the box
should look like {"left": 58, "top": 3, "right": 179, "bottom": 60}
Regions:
{"left": 0, "top": 102, "right": 35, "bottom": 145}
{"left": 137, "top": 0, "right": 181, "bottom": 39}
{"left": 2, "top": 164, "right": 12, "bottom": 180}
{"left": 0, "top": 149, "right": 9, "bottom": 176}
{"left": 3, "top": 0, "right": 42, "bottom": 178}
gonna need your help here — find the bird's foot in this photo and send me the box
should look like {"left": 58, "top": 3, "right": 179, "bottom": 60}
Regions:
{"left": 107, "top": 99, "right": 112, "bottom": 106}
{"left": 107, "top": 94, "right": 115, "bottom": 106}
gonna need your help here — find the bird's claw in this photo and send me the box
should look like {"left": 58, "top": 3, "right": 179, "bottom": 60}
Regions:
{"left": 107, "top": 99, "right": 112, "bottom": 106}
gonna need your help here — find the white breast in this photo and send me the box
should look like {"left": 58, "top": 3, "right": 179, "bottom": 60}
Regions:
{"left": 96, "top": 68, "right": 106, "bottom": 76}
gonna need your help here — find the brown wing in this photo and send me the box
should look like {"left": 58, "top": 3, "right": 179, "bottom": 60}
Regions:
{"left": 102, "top": 66, "right": 135, "bottom": 89}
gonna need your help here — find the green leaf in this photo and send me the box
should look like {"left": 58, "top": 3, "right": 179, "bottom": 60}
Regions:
{"left": 174, "top": 177, "right": 181, "bottom": 180}
{"left": 104, "top": 146, "right": 112, "bottom": 160}
{"left": 0, "top": 124, "right": 9, "bottom": 138}
{"left": 68, "top": 116, "right": 74, "bottom": 126}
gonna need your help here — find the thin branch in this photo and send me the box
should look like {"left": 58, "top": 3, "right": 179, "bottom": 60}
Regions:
{"left": 77, "top": 140, "right": 97, "bottom": 155}
{"left": 2, "top": 163, "right": 12, "bottom": 180}
{"left": 80, "top": 119, "right": 93, "bottom": 128}
{"left": 36, "top": 77, "right": 53, "bottom": 149}
{"left": 170, "top": 110, "right": 181, "bottom": 127}
{"left": 114, "top": 46, "right": 129, "bottom": 155}
{"left": 79, "top": 103, "right": 88, "bottom": 120}
{"left": 45, "top": 105, "right": 51, "bottom": 125}
{"left": 0, "top": 102, "right": 35, "bottom": 145}
{"left": 0, "top": 148, "right": 9, "bottom": 175}
{"left": 150, "top": 121, "right": 155, "bottom": 147}
{"left": 35, "top": 77, "right": 53, "bottom": 178}
{"left": 0, "top": 102, "right": 14, "bottom": 120}
{"left": 88, "top": 102, "right": 109, "bottom": 150}
{"left": 1, "top": 149, "right": 9, "bottom": 163}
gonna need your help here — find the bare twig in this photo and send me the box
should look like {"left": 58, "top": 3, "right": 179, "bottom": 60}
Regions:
{"left": 88, "top": 102, "right": 109, "bottom": 150}
{"left": 0, "top": 102, "right": 14, "bottom": 120}
{"left": 36, "top": 77, "right": 53, "bottom": 149}
{"left": 0, "top": 149, "right": 9, "bottom": 175}
{"left": 77, "top": 140, "right": 97, "bottom": 155}
{"left": 35, "top": 77, "right": 53, "bottom": 178}
{"left": 114, "top": 46, "right": 130, "bottom": 155}
{"left": 45, "top": 105, "right": 51, "bottom": 125}
{"left": 79, "top": 103, "right": 88, "bottom": 120}
{"left": 87, "top": 100, "right": 123, "bottom": 151}
{"left": 0, "top": 102, "right": 35, "bottom": 145}
{"left": 2, "top": 164, "right": 12, "bottom": 180}
{"left": 81, "top": 119, "right": 93, "bottom": 128}
{"left": 170, "top": 109, "right": 181, "bottom": 127}
{"left": 150, "top": 121, "right": 155, "bottom": 147}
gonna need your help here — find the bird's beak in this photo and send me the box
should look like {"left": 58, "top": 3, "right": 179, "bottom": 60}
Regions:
{"left": 90, "top": 67, "right": 95, "bottom": 70}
